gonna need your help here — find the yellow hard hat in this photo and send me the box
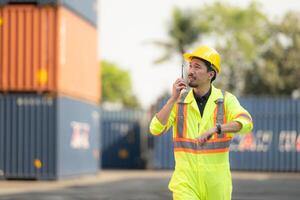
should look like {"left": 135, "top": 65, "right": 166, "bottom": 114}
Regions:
{"left": 183, "top": 45, "right": 221, "bottom": 73}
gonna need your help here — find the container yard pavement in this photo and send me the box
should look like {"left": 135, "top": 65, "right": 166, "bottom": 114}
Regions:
{"left": 0, "top": 170, "right": 300, "bottom": 200}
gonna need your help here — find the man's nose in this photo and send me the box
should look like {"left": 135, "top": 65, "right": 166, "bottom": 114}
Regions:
{"left": 188, "top": 68, "right": 195, "bottom": 75}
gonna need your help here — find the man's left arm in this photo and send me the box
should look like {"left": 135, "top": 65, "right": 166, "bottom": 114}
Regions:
{"left": 225, "top": 93, "right": 253, "bottom": 134}
{"left": 197, "top": 93, "right": 253, "bottom": 143}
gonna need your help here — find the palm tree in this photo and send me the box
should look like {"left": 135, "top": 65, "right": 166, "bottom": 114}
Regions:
{"left": 153, "top": 8, "right": 201, "bottom": 64}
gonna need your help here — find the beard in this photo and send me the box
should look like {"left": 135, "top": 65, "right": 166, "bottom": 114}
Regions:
{"left": 188, "top": 81, "right": 198, "bottom": 88}
{"left": 188, "top": 75, "right": 198, "bottom": 88}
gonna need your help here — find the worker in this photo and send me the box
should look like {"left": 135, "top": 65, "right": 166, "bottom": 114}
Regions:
{"left": 149, "top": 45, "right": 253, "bottom": 200}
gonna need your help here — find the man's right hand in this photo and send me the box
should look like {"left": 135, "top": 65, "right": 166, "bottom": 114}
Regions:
{"left": 155, "top": 78, "right": 187, "bottom": 126}
{"left": 170, "top": 78, "right": 187, "bottom": 103}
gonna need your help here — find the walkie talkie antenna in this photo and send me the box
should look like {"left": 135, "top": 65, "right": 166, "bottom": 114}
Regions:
{"left": 181, "top": 63, "right": 184, "bottom": 79}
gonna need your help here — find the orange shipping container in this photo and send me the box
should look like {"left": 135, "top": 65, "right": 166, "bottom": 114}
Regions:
{"left": 0, "top": 5, "right": 100, "bottom": 103}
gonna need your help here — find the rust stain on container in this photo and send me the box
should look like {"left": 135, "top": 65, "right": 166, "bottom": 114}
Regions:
{"left": 0, "top": 5, "right": 100, "bottom": 103}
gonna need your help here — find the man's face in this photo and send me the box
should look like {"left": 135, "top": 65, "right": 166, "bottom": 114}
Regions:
{"left": 187, "top": 58, "right": 213, "bottom": 88}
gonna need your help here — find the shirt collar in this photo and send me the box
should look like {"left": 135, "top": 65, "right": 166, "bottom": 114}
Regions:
{"left": 182, "top": 85, "right": 219, "bottom": 104}
{"left": 193, "top": 86, "right": 212, "bottom": 101}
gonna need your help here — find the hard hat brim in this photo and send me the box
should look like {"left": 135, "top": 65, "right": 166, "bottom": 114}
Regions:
{"left": 183, "top": 53, "right": 219, "bottom": 73}
{"left": 183, "top": 53, "right": 194, "bottom": 62}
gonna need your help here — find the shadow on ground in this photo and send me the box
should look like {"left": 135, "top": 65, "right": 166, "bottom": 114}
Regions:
{"left": 0, "top": 178, "right": 171, "bottom": 200}
{"left": 0, "top": 176, "right": 299, "bottom": 200}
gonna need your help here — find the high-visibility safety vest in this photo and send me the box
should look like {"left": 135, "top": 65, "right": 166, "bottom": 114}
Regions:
{"left": 150, "top": 85, "right": 253, "bottom": 166}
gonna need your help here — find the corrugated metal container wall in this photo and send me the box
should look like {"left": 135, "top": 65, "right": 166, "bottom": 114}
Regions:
{"left": 0, "top": 94, "right": 99, "bottom": 180}
{"left": 100, "top": 109, "right": 146, "bottom": 169}
{"left": 0, "top": 95, "right": 6, "bottom": 177}
{"left": 148, "top": 97, "right": 175, "bottom": 169}
{"left": 57, "top": 6, "right": 100, "bottom": 104}
{"left": 149, "top": 96, "right": 300, "bottom": 171}
{"left": 0, "top": 5, "right": 100, "bottom": 103}
{"left": 0, "top": 94, "right": 56, "bottom": 179}
{"left": 229, "top": 97, "right": 300, "bottom": 172}
{"left": 0, "top": 0, "right": 97, "bottom": 26}
{"left": 57, "top": 96, "right": 99, "bottom": 177}
{"left": 152, "top": 130, "right": 174, "bottom": 169}
{"left": 0, "top": 5, "right": 57, "bottom": 91}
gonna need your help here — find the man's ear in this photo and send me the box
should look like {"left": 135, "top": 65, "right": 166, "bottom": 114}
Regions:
{"left": 209, "top": 71, "right": 215, "bottom": 80}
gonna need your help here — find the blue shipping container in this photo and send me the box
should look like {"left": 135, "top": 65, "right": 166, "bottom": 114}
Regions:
{"left": 229, "top": 97, "right": 300, "bottom": 172}
{"left": 0, "top": 94, "right": 100, "bottom": 180}
{"left": 148, "top": 97, "right": 175, "bottom": 169}
{"left": 0, "top": 0, "right": 98, "bottom": 26}
{"left": 100, "top": 109, "right": 146, "bottom": 169}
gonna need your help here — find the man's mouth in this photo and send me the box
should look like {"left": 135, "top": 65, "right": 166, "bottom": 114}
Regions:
{"left": 188, "top": 75, "right": 196, "bottom": 80}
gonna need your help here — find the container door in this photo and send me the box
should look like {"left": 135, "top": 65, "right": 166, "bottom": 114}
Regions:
{"left": 101, "top": 120, "right": 143, "bottom": 169}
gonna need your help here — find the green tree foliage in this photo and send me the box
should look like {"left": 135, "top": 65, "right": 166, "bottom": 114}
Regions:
{"left": 244, "top": 11, "right": 300, "bottom": 95}
{"left": 194, "top": 1, "right": 272, "bottom": 95}
{"left": 153, "top": 8, "right": 203, "bottom": 63}
{"left": 156, "top": 1, "right": 300, "bottom": 96}
{"left": 101, "top": 61, "right": 140, "bottom": 108}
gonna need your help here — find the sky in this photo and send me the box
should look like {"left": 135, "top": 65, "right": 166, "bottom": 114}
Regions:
{"left": 98, "top": 0, "right": 300, "bottom": 109}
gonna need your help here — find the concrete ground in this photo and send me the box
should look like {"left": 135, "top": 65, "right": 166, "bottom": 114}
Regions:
{"left": 0, "top": 170, "right": 299, "bottom": 200}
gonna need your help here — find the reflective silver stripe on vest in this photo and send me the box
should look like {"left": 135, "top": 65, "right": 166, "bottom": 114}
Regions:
{"left": 174, "top": 140, "right": 231, "bottom": 151}
{"left": 215, "top": 90, "right": 225, "bottom": 138}
{"left": 176, "top": 89, "right": 190, "bottom": 138}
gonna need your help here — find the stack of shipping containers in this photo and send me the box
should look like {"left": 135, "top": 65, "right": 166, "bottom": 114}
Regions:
{"left": 0, "top": 0, "right": 100, "bottom": 179}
